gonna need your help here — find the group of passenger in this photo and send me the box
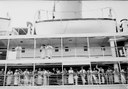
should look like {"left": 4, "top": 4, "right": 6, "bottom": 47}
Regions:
{"left": 13, "top": 44, "right": 54, "bottom": 59}
{"left": 6, "top": 69, "right": 33, "bottom": 86}
{"left": 0, "top": 66, "right": 127, "bottom": 86}
{"left": 64, "top": 66, "right": 128, "bottom": 85}
{"left": 40, "top": 44, "right": 53, "bottom": 59}
{"left": 5, "top": 68, "right": 59, "bottom": 86}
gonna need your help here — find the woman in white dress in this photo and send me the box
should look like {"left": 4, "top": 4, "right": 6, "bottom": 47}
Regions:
{"left": 79, "top": 67, "right": 86, "bottom": 85}
{"left": 68, "top": 67, "right": 74, "bottom": 84}
{"left": 100, "top": 68, "right": 105, "bottom": 84}
{"left": 113, "top": 68, "right": 119, "bottom": 84}
{"left": 6, "top": 70, "right": 13, "bottom": 86}
{"left": 74, "top": 70, "right": 78, "bottom": 85}
{"left": 14, "top": 70, "right": 20, "bottom": 86}
{"left": 37, "top": 68, "right": 43, "bottom": 85}
{"left": 120, "top": 69, "right": 126, "bottom": 84}
{"left": 46, "top": 45, "right": 53, "bottom": 59}
{"left": 87, "top": 69, "right": 92, "bottom": 84}
{"left": 92, "top": 69, "right": 98, "bottom": 84}
{"left": 23, "top": 69, "right": 29, "bottom": 86}
{"left": 43, "top": 69, "right": 48, "bottom": 85}
{"left": 96, "top": 66, "right": 105, "bottom": 84}
{"left": 40, "top": 45, "right": 46, "bottom": 59}
{"left": 15, "top": 46, "right": 22, "bottom": 59}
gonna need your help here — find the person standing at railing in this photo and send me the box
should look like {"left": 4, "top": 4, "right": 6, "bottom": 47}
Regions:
{"left": 14, "top": 69, "right": 20, "bottom": 86}
{"left": 68, "top": 67, "right": 74, "bottom": 85}
{"left": 79, "top": 67, "right": 86, "bottom": 85}
{"left": 56, "top": 68, "right": 61, "bottom": 85}
{"left": 106, "top": 68, "right": 113, "bottom": 84}
{"left": 19, "top": 69, "right": 24, "bottom": 86}
{"left": 120, "top": 69, "right": 126, "bottom": 84}
{"left": 34, "top": 69, "right": 38, "bottom": 85}
{"left": 43, "top": 69, "right": 48, "bottom": 85}
{"left": 63, "top": 68, "right": 68, "bottom": 85}
{"left": 6, "top": 69, "right": 13, "bottom": 86}
{"left": 126, "top": 67, "right": 128, "bottom": 84}
{"left": 0, "top": 69, "right": 4, "bottom": 86}
{"left": 92, "top": 68, "right": 98, "bottom": 84}
{"left": 23, "top": 69, "right": 29, "bottom": 86}
{"left": 15, "top": 46, "right": 22, "bottom": 59}
{"left": 74, "top": 69, "right": 78, "bottom": 85}
{"left": 113, "top": 68, "right": 120, "bottom": 84}
{"left": 37, "top": 68, "right": 43, "bottom": 86}
{"left": 46, "top": 44, "right": 53, "bottom": 59}
{"left": 29, "top": 70, "right": 33, "bottom": 86}
{"left": 87, "top": 69, "right": 92, "bottom": 84}
{"left": 40, "top": 44, "right": 46, "bottom": 59}
{"left": 96, "top": 66, "right": 105, "bottom": 84}
{"left": 100, "top": 68, "right": 105, "bottom": 84}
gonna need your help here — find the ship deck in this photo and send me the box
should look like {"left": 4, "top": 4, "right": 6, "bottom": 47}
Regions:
{"left": 1, "top": 57, "right": 128, "bottom": 64}
{"left": 1, "top": 84, "right": 128, "bottom": 89}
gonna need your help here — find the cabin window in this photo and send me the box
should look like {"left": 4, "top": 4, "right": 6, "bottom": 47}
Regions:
{"left": 22, "top": 48, "right": 25, "bottom": 53}
{"left": 12, "top": 48, "right": 15, "bottom": 51}
{"left": 65, "top": 46, "right": 69, "bottom": 52}
{"left": 101, "top": 46, "right": 105, "bottom": 51}
{"left": 84, "top": 46, "right": 88, "bottom": 51}
{"left": 55, "top": 47, "right": 59, "bottom": 52}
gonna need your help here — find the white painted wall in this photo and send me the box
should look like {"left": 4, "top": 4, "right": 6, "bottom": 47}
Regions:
{"left": 36, "top": 19, "right": 116, "bottom": 35}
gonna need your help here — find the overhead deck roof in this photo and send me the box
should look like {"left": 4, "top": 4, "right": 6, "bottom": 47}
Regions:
{"left": 0, "top": 32, "right": 128, "bottom": 40}
{"left": 36, "top": 18, "right": 116, "bottom": 23}
{"left": 0, "top": 57, "right": 127, "bottom": 65}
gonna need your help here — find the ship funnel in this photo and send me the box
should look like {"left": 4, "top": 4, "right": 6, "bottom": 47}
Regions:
{"left": 53, "top": 1, "right": 82, "bottom": 19}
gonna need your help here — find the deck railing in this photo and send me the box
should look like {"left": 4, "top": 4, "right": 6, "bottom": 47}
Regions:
{"left": 0, "top": 72, "right": 127, "bottom": 86}
{"left": 0, "top": 46, "right": 127, "bottom": 60}
{"left": 8, "top": 46, "right": 127, "bottom": 60}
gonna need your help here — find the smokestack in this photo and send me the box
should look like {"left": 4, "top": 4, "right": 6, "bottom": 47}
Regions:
{"left": 54, "top": 1, "right": 82, "bottom": 19}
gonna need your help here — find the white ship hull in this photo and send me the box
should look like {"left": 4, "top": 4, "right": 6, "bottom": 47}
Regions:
{"left": 1, "top": 84, "right": 128, "bottom": 89}
{"left": 35, "top": 18, "right": 117, "bottom": 35}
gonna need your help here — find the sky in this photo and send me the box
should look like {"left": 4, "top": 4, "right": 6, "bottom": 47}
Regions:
{"left": 0, "top": 1, "right": 128, "bottom": 27}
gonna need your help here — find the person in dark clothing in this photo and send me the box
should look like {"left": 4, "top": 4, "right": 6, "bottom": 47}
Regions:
{"left": 0, "top": 69, "right": 4, "bottom": 86}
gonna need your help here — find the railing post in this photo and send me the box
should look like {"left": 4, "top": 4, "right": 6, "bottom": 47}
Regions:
{"left": 3, "top": 64, "right": 7, "bottom": 86}
{"left": 62, "top": 63, "right": 64, "bottom": 85}
{"left": 34, "top": 38, "right": 36, "bottom": 59}
{"left": 74, "top": 37, "right": 77, "bottom": 57}
{"left": 87, "top": 37, "right": 90, "bottom": 58}
{"left": 114, "top": 35, "right": 119, "bottom": 57}
{"left": 61, "top": 37, "right": 63, "bottom": 58}
{"left": 33, "top": 63, "right": 35, "bottom": 86}
{"left": 6, "top": 39, "right": 10, "bottom": 60}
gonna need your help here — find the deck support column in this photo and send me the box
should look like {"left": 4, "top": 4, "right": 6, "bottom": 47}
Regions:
{"left": 109, "top": 39, "right": 116, "bottom": 57}
{"left": 3, "top": 64, "right": 7, "bottom": 86}
{"left": 6, "top": 39, "right": 10, "bottom": 60}
{"left": 87, "top": 37, "right": 90, "bottom": 58}
{"left": 33, "top": 63, "right": 35, "bottom": 86}
{"left": 34, "top": 38, "right": 36, "bottom": 59}
{"left": 61, "top": 37, "right": 63, "bottom": 58}
{"left": 109, "top": 36, "right": 119, "bottom": 71}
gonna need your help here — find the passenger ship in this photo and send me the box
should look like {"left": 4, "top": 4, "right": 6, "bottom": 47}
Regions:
{"left": 0, "top": 1, "right": 128, "bottom": 89}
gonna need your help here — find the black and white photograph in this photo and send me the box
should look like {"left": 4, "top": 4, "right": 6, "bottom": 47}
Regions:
{"left": 0, "top": 0, "right": 127, "bottom": 89}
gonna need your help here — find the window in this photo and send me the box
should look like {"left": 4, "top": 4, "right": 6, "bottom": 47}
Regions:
{"left": 101, "top": 46, "right": 105, "bottom": 51}
{"left": 12, "top": 48, "right": 15, "bottom": 51}
{"left": 65, "top": 47, "right": 69, "bottom": 52}
{"left": 22, "top": 48, "right": 25, "bottom": 53}
{"left": 84, "top": 46, "right": 88, "bottom": 51}
{"left": 55, "top": 47, "right": 59, "bottom": 52}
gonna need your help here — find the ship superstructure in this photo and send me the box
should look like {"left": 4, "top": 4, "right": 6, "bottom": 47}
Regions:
{"left": 0, "top": 1, "right": 127, "bottom": 89}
